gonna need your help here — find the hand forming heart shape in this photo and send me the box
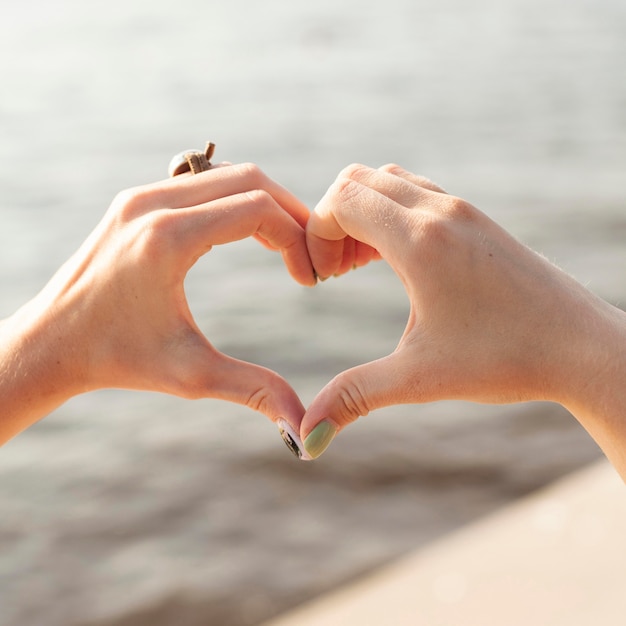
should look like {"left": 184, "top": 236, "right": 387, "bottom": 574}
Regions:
{"left": 2, "top": 159, "right": 609, "bottom": 464}
{"left": 149, "top": 159, "right": 588, "bottom": 462}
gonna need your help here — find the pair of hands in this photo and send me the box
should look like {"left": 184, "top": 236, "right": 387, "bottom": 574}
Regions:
{"left": 3, "top": 161, "right": 625, "bottom": 469}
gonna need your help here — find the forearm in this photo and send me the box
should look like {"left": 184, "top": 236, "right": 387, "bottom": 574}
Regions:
{"left": 558, "top": 299, "right": 626, "bottom": 479}
{"left": 0, "top": 298, "right": 85, "bottom": 444}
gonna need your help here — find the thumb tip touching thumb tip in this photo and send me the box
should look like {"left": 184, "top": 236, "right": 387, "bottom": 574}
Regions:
{"left": 277, "top": 419, "right": 338, "bottom": 461}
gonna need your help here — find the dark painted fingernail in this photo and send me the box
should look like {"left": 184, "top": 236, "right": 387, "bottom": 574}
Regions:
{"left": 313, "top": 270, "right": 330, "bottom": 283}
{"left": 313, "top": 271, "right": 328, "bottom": 284}
{"left": 303, "top": 420, "right": 337, "bottom": 459}
{"left": 277, "top": 419, "right": 312, "bottom": 461}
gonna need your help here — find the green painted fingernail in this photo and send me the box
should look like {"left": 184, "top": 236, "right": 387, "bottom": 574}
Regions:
{"left": 303, "top": 421, "right": 337, "bottom": 459}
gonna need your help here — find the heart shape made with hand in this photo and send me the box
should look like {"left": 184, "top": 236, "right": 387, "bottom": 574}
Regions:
{"left": 161, "top": 145, "right": 556, "bottom": 464}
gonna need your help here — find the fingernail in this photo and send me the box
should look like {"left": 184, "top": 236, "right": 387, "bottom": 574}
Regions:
{"left": 277, "top": 419, "right": 312, "bottom": 461}
{"left": 303, "top": 420, "right": 337, "bottom": 459}
{"left": 312, "top": 271, "right": 328, "bottom": 284}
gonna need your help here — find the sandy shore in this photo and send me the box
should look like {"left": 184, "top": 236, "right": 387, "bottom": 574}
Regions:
{"left": 266, "top": 460, "right": 625, "bottom": 626}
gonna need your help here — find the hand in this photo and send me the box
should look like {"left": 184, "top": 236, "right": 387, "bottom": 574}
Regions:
{"left": 300, "top": 164, "right": 626, "bottom": 468}
{"left": 0, "top": 163, "right": 315, "bottom": 443}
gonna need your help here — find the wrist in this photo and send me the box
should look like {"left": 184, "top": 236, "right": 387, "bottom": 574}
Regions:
{"left": 554, "top": 295, "right": 626, "bottom": 475}
{"left": 0, "top": 296, "right": 88, "bottom": 442}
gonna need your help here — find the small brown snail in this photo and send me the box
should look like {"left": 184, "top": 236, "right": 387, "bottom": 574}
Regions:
{"left": 168, "top": 141, "right": 216, "bottom": 177}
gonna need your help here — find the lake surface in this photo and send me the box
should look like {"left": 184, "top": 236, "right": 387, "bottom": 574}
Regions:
{"left": 0, "top": 0, "right": 624, "bottom": 624}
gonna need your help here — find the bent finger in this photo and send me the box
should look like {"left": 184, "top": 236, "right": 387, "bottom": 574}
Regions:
{"left": 124, "top": 163, "right": 311, "bottom": 229}
{"left": 169, "top": 190, "right": 315, "bottom": 286}
{"left": 354, "top": 240, "right": 381, "bottom": 267}
{"left": 307, "top": 176, "right": 410, "bottom": 270}
{"left": 378, "top": 164, "right": 448, "bottom": 194}
{"left": 337, "top": 163, "right": 433, "bottom": 209}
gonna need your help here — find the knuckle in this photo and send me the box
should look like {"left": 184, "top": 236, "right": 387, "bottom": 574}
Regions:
{"left": 379, "top": 163, "right": 403, "bottom": 175}
{"left": 243, "top": 187, "right": 272, "bottom": 206}
{"left": 402, "top": 214, "right": 452, "bottom": 269}
{"left": 144, "top": 211, "right": 174, "bottom": 245}
{"left": 235, "top": 162, "right": 265, "bottom": 185}
{"left": 127, "top": 214, "right": 171, "bottom": 263}
{"left": 329, "top": 177, "right": 365, "bottom": 205}
{"left": 245, "top": 385, "right": 272, "bottom": 415}
{"left": 415, "top": 215, "right": 450, "bottom": 250}
{"left": 332, "top": 374, "right": 371, "bottom": 424}
{"left": 446, "top": 195, "right": 476, "bottom": 221}
{"left": 338, "top": 162, "right": 370, "bottom": 181}
{"left": 110, "top": 186, "right": 154, "bottom": 222}
{"left": 415, "top": 175, "right": 445, "bottom": 193}
{"left": 412, "top": 197, "right": 477, "bottom": 252}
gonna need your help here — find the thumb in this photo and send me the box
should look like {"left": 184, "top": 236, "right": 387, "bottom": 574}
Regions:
{"left": 212, "top": 353, "right": 305, "bottom": 419}
{"left": 299, "top": 352, "right": 416, "bottom": 460}
{"left": 306, "top": 166, "right": 404, "bottom": 280}
{"left": 175, "top": 347, "right": 307, "bottom": 454}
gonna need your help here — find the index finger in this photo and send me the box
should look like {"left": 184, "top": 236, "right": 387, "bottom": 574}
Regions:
{"left": 128, "top": 163, "right": 312, "bottom": 229}
{"left": 378, "top": 164, "right": 448, "bottom": 194}
{"left": 170, "top": 189, "right": 316, "bottom": 286}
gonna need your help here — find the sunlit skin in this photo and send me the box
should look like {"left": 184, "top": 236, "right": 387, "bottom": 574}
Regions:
{"left": 0, "top": 163, "right": 315, "bottom": 443}
{"left": 301, "top": 164, "right": 626, "bottom": 476}
{"left": 1, "top": 162, "right": 625, "bottom": 482}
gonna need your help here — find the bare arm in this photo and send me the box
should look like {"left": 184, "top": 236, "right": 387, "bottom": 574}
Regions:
{"left": 301, "top": 163, "right": 626, "bottom": 479}
{"left": 0, "top": 163, "right": 315, "bottom": 444}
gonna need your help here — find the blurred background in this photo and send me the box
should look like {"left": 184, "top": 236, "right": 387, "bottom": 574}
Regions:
{"left": 0, "top": 0, "right": 624, "bottom": 624}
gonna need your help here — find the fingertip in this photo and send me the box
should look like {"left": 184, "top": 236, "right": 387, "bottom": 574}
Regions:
{"left": 306, "top": 230, "right": 344, "bottom": 281}
{"left": 302, "top": 419, "right": 338, "bottom": 460}
{"left": 336, "top": 237, "right": 357, "bottom": 275}
{"left": 276, "top": 418, "right": 313, "bottom": 461}
{"left": 300, "top": 356, "right": 408, "bottom": 451}
{"left": 354, "top": 241, "right": 380, "bottom": 267}
{"left": 281, "top": 244, "right": 317, "bottom": 287}
{"left": 300, "top": 375, "right": 352, "bottom": 441}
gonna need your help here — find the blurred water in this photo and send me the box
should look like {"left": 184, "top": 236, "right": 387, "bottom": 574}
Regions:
{"left": 0, "top": 0, "right": 624, "bottom": 624}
